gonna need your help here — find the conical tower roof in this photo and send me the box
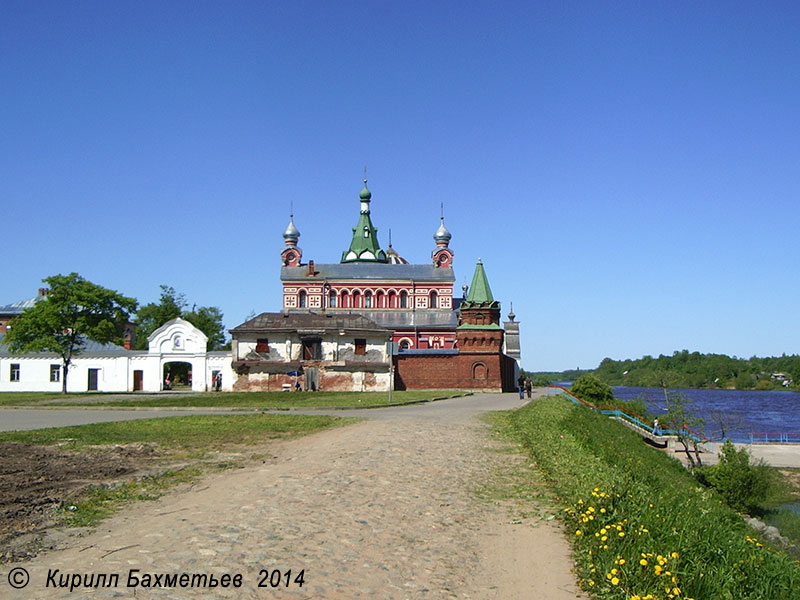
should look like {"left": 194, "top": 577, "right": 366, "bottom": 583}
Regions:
{"left": 462, "top": 259, "right": 498, "bottom": 307}
{"left": 341, "top": 178, "right": 388, "bottom": 263}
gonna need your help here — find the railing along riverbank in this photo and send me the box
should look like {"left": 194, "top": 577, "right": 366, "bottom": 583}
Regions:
{"left": 749, "top": 432, "right": 800, "bottom": 444}
{"left": 546, "top": 385, "right": 708, "bottom": 443}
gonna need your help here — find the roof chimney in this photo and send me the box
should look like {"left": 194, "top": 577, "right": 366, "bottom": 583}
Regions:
{"left": 307, "top": 260, "right": 315, "bottom": 276}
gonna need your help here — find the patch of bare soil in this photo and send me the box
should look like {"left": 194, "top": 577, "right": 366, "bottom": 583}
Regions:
{"left": 0, "top": 442, "right": 159, "bottom": 561}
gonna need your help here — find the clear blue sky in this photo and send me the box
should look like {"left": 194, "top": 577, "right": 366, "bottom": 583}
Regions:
{"left": 3, "top": 1, "right": 799, "bottom": 372}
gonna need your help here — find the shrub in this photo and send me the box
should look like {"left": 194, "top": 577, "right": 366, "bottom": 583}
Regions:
{"left": 696, "top": 441, "right": 775, "bottom": 513}
{"left": 570, "top": 374, "right": 614, "bottom": 405}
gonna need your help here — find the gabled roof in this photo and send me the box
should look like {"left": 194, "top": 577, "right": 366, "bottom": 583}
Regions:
{"left": 231, "top": 312, "right": 391, "bottom": 336}
{"left": 281, "top": 264, "right": 455, "bottom": 282}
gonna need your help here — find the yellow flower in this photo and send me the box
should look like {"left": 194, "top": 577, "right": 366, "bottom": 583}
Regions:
{"left": 619, "top": 531, "right": 625, "bottom": 537}
{"left": 640, "top": 559, "right": 648, "bottom": 566}
{"left": 611, "top": 577, "right": 619, "bottom": 585}
{"left": 671, "top": 551, "right": 679, "bottom": 559}
{"left": 575, "top": 530, "right": 582, "bottom": 536}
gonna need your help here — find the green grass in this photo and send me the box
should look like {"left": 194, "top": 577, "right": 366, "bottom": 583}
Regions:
{"left": 0, "top": 390, "right": 465, "bottom": 408}
{"left": 0, "top": 392, "right": 88, "bottom": 405}
{"left": 4, "top": 413, "right": 356, "bottom": 528}
{"left": 0, "top": 413, "right": 356, "bottom": 449}
{"left": 60, "top": 467, "right": 203, "bottom": 527}
{"left": 494, "top": 395, "right": 800, "bottom": 600}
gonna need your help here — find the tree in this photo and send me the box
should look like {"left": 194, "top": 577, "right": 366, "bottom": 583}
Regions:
{"left": 133, "top": 285, "right": 227, "bottom": 351}
{"left": 184, "top": 305, "right": 226, "bottom": 350}
{"left": 4, "top": 273, "right": 137, "bottom": 393}
{"left": 570, "top": 374, "right": 614, "bottom": 405}
{"left": 662, "top": 392, "right": 706, "bottom": 467}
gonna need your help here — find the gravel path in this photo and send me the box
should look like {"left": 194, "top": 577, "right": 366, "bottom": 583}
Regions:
{"left": 4, "top": 395, "right": 585, "bottom": 599}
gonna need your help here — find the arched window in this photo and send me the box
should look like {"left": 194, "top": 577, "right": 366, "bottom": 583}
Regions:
{"left": 399, "top": 339, "right": 411, "bottom": 350}
{"left": 352, "top": 291, "right": 361, "bottom": 308}
{"left": 388, "top": 291, "right": 396, "bottom": 308}
{"left": 429, "top": 291, "right": 438, "bottom": 308}
{"left": 328, "top": 290, "right": 337, "bottom": 308}
{"left": 376, "top": 291, "right": 385, "bottom": 308}
{"left": 340, "top": 291, "right": 349, "bottom": 308}
{"left": 299, "top": 290, "right": 307, "bottom": 308}
{"left": 399, "top": 291, "right": 408, "bottom": 309}
{"left": 365, "top": 291, "right": 372, "bottom": 308}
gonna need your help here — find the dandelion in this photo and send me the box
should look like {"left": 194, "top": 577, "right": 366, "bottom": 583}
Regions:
{"left": 611, "top": 576, "right": 619, "bottom": 585}
{"left": 640, "top": 559, "right": 648, "bottom": 566}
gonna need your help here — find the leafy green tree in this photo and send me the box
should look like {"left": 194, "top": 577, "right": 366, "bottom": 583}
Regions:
{"left": 133, "top": 285, "right": 227, "bottom": 351}
{"left": 570, "top": 374, "right": 614, "bottom": 405}
{"left": 4, "top": 273, "right": 137, "bottom": 393}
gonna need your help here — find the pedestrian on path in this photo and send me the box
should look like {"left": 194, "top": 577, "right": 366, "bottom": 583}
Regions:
{"left": 525, "top": 379, "right": 532, "bottom": 399}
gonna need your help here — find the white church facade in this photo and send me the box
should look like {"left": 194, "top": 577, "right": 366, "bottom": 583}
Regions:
{"left": 0, "top": 318, "right": 233, "bottom": 393}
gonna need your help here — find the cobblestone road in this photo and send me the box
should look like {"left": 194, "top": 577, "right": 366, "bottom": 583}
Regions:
{"left": 4, "top": 394, "right": 583, "bottom": 599}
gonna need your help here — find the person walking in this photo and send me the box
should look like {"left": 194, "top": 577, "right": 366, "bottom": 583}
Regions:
{"left": 517, "top": 375, "right": 525, "bottom": 399}
{"left": 525, "top": 378, "right": 532, "bottom": 398}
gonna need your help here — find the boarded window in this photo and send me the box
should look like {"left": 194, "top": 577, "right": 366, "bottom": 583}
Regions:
{"left": 256, "top": 338, "right": 269, "bottom": 353}
{"left": 354, "top": 339, "right": 367, "bottom": 355}
{"left": 302, "top": 339, "right": 322, "bottom": 360}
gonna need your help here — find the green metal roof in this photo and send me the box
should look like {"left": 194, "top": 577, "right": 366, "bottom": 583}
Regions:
{"left": 462, "top": 259, "right": 498, "bottom": 307}
{"left": 341, "top": 180, "right": 388, "bottom": 263}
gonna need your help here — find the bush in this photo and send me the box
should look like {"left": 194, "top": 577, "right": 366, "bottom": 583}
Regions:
{"left": 570, "top": 374, "right": 614, "bottom": 405}
{"left": 696, "top": 440, "right": 775, "bottom": 513}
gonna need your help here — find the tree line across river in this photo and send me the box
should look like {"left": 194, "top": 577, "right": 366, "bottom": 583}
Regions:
{"left": 529, "top": 349, "right": 800, "bottom": 392}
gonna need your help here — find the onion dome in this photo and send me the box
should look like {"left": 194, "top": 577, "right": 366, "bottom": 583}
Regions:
{"left": 433, "top": 217, "right": 451, "bottom": 245}
{"left": 283, "top": 216, "right": 300, "bottom": 245}
{"left": 508, "top": 302, "right": 516, "bottom": 322}
{"left": 359, "top": 179, "right": 372, "bottom": 201}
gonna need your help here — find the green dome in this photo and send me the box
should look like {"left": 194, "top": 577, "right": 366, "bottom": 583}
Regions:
{"left": 359, "top": 180, "right": 372, "bottom": 201}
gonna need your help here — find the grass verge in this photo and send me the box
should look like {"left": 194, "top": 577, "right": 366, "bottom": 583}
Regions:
{"left": 1, "top": 413, "right": 356, "bottom": 528}
{"left": 0, "top": 390, "right": 466, "bottom": 408}
{"left": 494, "top": 395, "right": 800, "bottom": 599}
{"left": 0, "top": 413, "right": 355, "bottom": 449}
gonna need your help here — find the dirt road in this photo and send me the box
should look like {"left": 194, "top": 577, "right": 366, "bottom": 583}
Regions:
{"left": 3, "top": 395, "right": 585, "bottom": 599}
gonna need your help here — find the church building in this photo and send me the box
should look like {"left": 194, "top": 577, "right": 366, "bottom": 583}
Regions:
{"left": 229, "top": 178, "right": 519, "bottom": 392}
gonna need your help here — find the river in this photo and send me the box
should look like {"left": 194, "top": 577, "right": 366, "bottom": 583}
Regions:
{"left": 609, "top": 386, "right": 800, "bottom": 444}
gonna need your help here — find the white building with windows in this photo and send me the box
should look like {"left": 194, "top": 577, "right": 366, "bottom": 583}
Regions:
{"left": 0, "top": 318, "right": 233, "bottom": 393}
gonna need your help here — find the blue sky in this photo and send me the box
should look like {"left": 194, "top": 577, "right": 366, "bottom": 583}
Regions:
{"left": 3, "top": 1, "right": 799, "bottom": 372}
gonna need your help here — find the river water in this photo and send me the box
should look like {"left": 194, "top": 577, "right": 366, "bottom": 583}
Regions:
{"left": 610, "top": 386, "right": 800, "bottom": 444}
